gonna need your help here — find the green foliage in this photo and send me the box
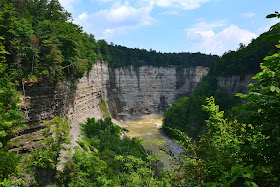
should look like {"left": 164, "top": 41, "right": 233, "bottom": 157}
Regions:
{"left": 0, "top": 36, "right": 26, "bottom": 148}
{"left": 40, "top": 37, "right": 64, "bottom": 82}
{"left": 96, "top": 40, "right": 219, "bottom": 68}
{"left": 165, "top": 14, "right": 280, "bottom": 186}
{"left": 32, "top": 117, "right": 70, "bottom": 169}
{"left": 163, "top": 25, "right": 278, "bottom": 140}
{"left": 99, "top": 97, "right": 111, "bottom": 118}
{"left": 211, "top": 29, "right": 278, "bottom": 77}
{"left": 0, "top": 149, "right": 20, "bottom": 181}
{"left": 234, "top": 42, "right": 280, "bottom": 185}
{"left": 0, "top": 36, "right": 9, "bottom": 64}
{"left": 56, "top": 117, "right": 166, "bottom": 186}
{"left": 0, "top": 1, "right": 98, "bottom": 83}
{"left": 0, "top": 82, "right": 26, "bottom": 147}
{"left": 0, "top": 29, "right": 27, "bottom": 186}
{"left": 163, "top": 76, "right": 238, "bottom": 139}
{"left": 168, "top": 97, "right": 269, "bottom": 186}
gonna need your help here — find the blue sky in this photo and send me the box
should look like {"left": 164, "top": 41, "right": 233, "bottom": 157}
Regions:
{"left": 59, "top": 0, "right": 280, "bottom": 55}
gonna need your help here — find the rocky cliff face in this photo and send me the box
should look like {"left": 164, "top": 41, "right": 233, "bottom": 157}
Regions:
{"left": 66, "top": 62, "right": 109, "bottom": 146}
{"left": 20, "top": 61, "right": 109, "bottom": 147}
{"left": 108, "top": 66, "right": 209, "bottom": 120}
{"left": 19, "top": 61, "right": 255, "bottom": 150}
{"left": 19, "top": 62, "right": 209, "bottom": 148}
{"left": 217, "top": 74, "right": 255, "bottom": 96}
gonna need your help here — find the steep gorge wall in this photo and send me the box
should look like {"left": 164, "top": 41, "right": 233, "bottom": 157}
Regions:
{"left": 108, "top": 66, "right": 209, "bottom": 120}
{"left": 19, "top": 62, "right": 209, "bottom": 148}
{"left": 217, "top": 74, "right": 255, "bottom": 96}
{"left": 20, "top": 61, "right": 109, "bottom": 147}
{"left": 19, "top": 61, "right": 255, "bottom": 150}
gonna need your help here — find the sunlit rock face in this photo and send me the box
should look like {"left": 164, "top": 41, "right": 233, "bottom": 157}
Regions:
{"left": 19, "top": 62, "right": 209, "bottom": 148}
{"left": 21, "top": 63, "right": 209, "bottom": 125}
{"left": 20, "top": 61, "right": 109, "bottom": 147}
{"left": 107, "top": 66, "right": 209, "bottom": 120}
{"left": 20, "top": 60, "right": 255, "bottom": 150}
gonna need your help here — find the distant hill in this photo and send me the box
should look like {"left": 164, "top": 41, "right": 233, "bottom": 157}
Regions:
{"left": 97, "top": 40, "right": 219, "bottom": 68}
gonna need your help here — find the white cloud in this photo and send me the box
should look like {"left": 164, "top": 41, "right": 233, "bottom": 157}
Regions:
{"left": 242, "top": 12, "right": 256, "bottom": 18}
{"left": 98, "top": 0, "right": 115, "bottom": 2}
{"left": 144, "top": 0, "right": 212, "bottom": 10}
{"left": 159, "top": 10, "right": 179, "bottom": 15}
{"left": 187, "top": 20, "right": 227, "bottom": 31}
{"left": 186, "top": 21, "right": 257, "bottom": 55}
{"left": 74, "top": 1, "right": 154, "bottom": 39}
{"left": 59, "top": 0, "right": 78, "bottom": 12}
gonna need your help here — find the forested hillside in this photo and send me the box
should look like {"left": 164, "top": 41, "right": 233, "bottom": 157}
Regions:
{"left": 162, "top": 14, "right": 280, "bottom": 186}
{"left": 99, "top": 41, "right": 219, "bottom": 68}
{"left": 163, "top": 27, "right": 279, "bottom": 139}
{"left": 0, "top": 0, "right": 101, "bottom": 83}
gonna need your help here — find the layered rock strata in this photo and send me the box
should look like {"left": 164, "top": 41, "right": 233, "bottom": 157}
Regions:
{"left": 19, "top": 62, "right": 210, "bottom": 148}
{"left": 19, "top": 60, "right": 256, "bottom": 150}
{"left": 217, "top": 74, "right": 255, "bottom": 96}
{"left": 20, "top": 61, "right": 109, "bottom": 147}
{"left": 108, "top": 66, "right": 209, "bottom": 119}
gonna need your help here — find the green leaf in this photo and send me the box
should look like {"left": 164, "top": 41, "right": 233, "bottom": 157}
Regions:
{"left": 248, "top": 83, "right": 254, "bottom": 87}
{"left": 252, "top": 74, "right": 259, "bottom": 79}
{"left": 276, "top": 44, "right": 280, "bottom": 48}
{"left": 231, "top": 165, "right": 240, "bottom": 173}
{"left": 266, "top": 14, "right": 277, "bottom": 18}
{"left": 263, "top": 56, "right": 271, "bottom": 61}
{"left": 235, "top": 93, "right": 246, "bottom": 98}
{"left": 276, "top": 87, "right": 280, "bottom": 93}
{"left": 270, "top": 86, "right": 276, "bottom": 92}
{"left": 0, "top": 130, "right": 7, "bottom": 138}
{"left": 251, "top": 182, "right": 259, "bottom": 187}
{"left": 243, "top": 173, "right": 253, "bottom": 179}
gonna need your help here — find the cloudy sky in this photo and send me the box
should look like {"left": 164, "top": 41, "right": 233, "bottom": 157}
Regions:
{"left": 59, "top": 0, "right": 280, "bottom": 55}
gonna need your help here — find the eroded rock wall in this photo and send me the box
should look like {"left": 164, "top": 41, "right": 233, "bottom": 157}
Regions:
{"left": 217, "top": 74, "right": 255, "bottom": 96}
{"left": 20, "top": 61, "right": 109, "bottom": 147}
{"left": 108, "top": 66, "right": 209, "bottom": 120}
{"left": 66, "top": 62, "right": 109, "bottom": 146}
{"left": 20, "top": 62, "right": 210, "bottom": 148}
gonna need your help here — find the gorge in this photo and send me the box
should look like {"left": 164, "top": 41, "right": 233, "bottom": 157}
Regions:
{"left": 1, "top": 1, "right": 279, "bottom": 186}
{"left": 17, "top": 60, "right": 254, "bottom": 150}
{"left": 19, "top": 61, "right": 209, "bottom": 147}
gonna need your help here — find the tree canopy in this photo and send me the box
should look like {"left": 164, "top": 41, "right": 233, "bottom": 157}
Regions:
{"left": 163, "top": 25, "right": 280, "bottom": 140}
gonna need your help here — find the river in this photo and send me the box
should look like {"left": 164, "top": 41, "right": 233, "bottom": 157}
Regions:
{"left": 124, "top": 115, "right": 183, "bottom": 170}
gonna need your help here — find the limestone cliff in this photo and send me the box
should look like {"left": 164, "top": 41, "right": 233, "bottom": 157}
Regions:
{"left": 19, "top": 61, "right": 109, "bottom": 148}
{"left": 18, "top": 61, "right": 256, "bottom": 151}
{"left": 108, "top": 66, "right": 209, "bottom": 120}
{"left": 19, "top": 62, "right": 209, "bottom": 149}
{"left": 217, "top": 74, "right": 255, "bottom": 96}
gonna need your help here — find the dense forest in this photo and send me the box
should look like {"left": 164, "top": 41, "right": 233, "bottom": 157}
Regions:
{"left": 0, "top": 0, "right": 100, "bottom": 83}
{"left": 99, "top": 41, "right": 219, "bottom": 68}
{"left": 0, "top": 0, "right": 280, "bottom": 186}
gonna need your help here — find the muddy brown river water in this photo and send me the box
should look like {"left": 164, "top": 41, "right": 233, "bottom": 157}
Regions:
{"left": 124, "top": 115, "right": 183, "bottom": 170}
